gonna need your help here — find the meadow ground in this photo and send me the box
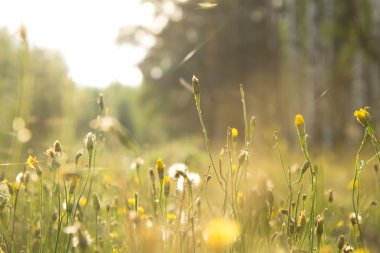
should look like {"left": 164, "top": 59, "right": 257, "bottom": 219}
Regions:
{"left": 0, "top": 79, "right": 379, "bottom": 253}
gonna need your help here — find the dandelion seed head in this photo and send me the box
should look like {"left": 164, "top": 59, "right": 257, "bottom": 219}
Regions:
{"left": 168, "top": 163, "right": 187, "bottom": 178}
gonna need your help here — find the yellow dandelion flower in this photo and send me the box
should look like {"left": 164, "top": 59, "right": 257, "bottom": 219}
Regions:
{"left": 231, "top": 128, "right": 238, "bottom": 138}
{"left": 203, "top": 219, "right": 240, "bottom": 251}
{"left": 167, "top": 213, "right": 176, "bottom": 223}
{"left": 156, "top": 159, "right": 165, "bottom": 181}
{"left": 26, "top": 155, "right": 38, "bottom": 169}
{"left": 336, "top": 219, "right": 345, "bottom": 228}
{"left": 137, "top": 207, "right": 145, "bottom": 216}
{"left": 354, "top": 108, "right": 371, "bottom": 127}
{"left": 295, "top": 114, "right": 306, "bottom": 137}
{"left": 79, "top": 197, "right": 87, "bottom": 207}
{"left": 128, "top": 198, "right": 135, "bottom": 208}
{"left": 13, "top": 182, "right": 21, "bottom": 191}
{"left": 295, "top": 114, "right": 304, "bottom": 127}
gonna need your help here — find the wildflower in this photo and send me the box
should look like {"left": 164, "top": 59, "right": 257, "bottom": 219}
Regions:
{"left": 167, "top": 213, "right": 176, "bottom": 223}
{"left": 176, "top": 172, "right": 200, "bottom": 192}
{"left": 168, "top": 163, "right": 187, "bottom": 178}
{"left": 128, "top": 198, "right": 135, "bottom": 208}
{"left": 297, "top": 212, "right": 307, "bottom": 232}
{"left": 343, "top": 245, "right": 354, "bottom": 253}
{"left": 203, "top": 219, "right": 240, "bottom": 251}
{"left": 336, "top": 219, "right": 345, "bottom": 228}
{"left": 130, "top": 157, "right": 145, "bottom": 170}
{"left": 137, "top": 207, "right": 145, "bottom": 216}
{"left": 354, "top": 107, "right": 371, "bottom": 127}
{"left": 295, "top": 114, "right": 305, "bottom": 136}
{"left": 349, "top": 212, "right": 362, "bottom": 225}
{"left": 79, "top": 197, "right": 87, "bottom": 208}
{"left": 45, "top": 147, "right": 55, "bottom": 158}
{"left": 27, "top": 155, "right": 42, "bottom": 176}
{"left": 72, "top": 228, "right": 92, "bottom": 250}
{"left": 84, "top": 132, "right": 96, "bottom": 153}
{"left": 156, "top": 159, "right": 165, "bottom": 181}
{"left": 231, "top": 128, "right": 238, "bottom": 138}
{"left": 27, "top": 155, "right": 38, "bottom": 169}
{"left": 13, "top": 182, "right": 21, "bottom": 191}
{"left": 75, "top": 149, "right": 83, "bottom": 166}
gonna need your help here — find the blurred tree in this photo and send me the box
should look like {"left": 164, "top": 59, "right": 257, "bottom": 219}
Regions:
{"left": 118, "top": 0, "right": 380, "bottom": 148}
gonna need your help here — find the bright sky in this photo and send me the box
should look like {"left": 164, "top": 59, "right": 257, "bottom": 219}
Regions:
{"left": 0, "top": 0, "right": 158, "bottom": 88}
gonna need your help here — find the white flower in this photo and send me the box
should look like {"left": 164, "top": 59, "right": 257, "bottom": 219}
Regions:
{"left": 168, "top": 163, "right": 187, "bottom": 178}
{"left": 176, "top": 171, "right": 201, "bottom": 192}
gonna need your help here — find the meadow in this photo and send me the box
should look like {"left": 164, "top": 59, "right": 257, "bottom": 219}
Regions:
{"left": 0, "top": 74, "right": 378, "bottom": 253}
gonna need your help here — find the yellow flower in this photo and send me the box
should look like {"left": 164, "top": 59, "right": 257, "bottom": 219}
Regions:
{"left": 295, "top": 114, "right": 304, "bottom": 128}
{"left": 167, "top": 213, "right": 176, "bottom": 223}
{"left": 295, "top": 114, "right": 305, "bottom": 136}
{"left": 137, "top": 207, "right": 145, "bottom": 216}
{"left": 13, "top": 182, "right": 21, "bottom": 191}
{"left": 128, "top": 198, "right": 135, "bottom": 208}
{"left": 354, "top": 108, "right": 371, "bottom": 127}
{"left": 79, "top": 197, "right": 87, "bottom": 207}
{"left": 203, "top": 219, "right": 240, "bottom": 251}
{"left": 336, "top": 219, "right": 345, "bottom": 228}
{"left": 156, "top": 159, "right": 165, "bottom": 181}
{"left": 231, "top": 128, "right": 238, "bottom": 138}
{"left": 26, "top": 155, "right": 38, "bottom": 169}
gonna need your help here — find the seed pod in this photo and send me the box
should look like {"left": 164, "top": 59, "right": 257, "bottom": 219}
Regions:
{"left": 192, "top": 75, "right": 200, "bottom": 96}
{"left": 338, "top": 235, "right": 344, "bottom": 251}
{"left": 300, "top": 161, "right": 310, "bottom": 175}
{"left": 54, "top": 140, "right": 62, "bottom": 154}
{"left": 92, "top": 193, "right": 101, "bottom": 212}
{"left": 75, "top": 149, "right": 83, "bottom": 167}
{"left": 328, "top": 189, "right": 334, "bottom": 203}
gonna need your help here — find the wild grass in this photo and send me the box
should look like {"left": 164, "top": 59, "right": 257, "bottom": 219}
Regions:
{"left": 0, "top": 76, "right": 379, "bottom": 253}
